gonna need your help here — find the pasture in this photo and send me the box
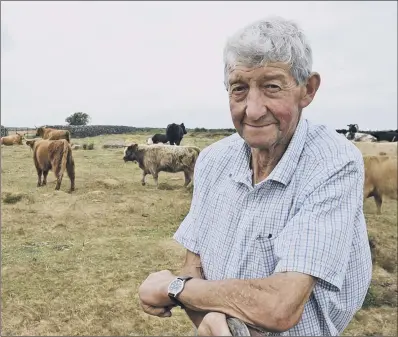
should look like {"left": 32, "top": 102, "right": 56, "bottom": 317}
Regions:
{"left": 1, "top": 133, "right": 397, "bottom": 336}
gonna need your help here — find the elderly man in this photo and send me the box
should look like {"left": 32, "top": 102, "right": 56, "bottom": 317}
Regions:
{"left": 138, "top": 16, "right": 372, "bottom": 336}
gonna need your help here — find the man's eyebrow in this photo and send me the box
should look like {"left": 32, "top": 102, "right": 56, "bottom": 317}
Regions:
{"left": 229, "top": 75, "right": 246, "bottom": 84}
{"left": 260, "top": 74, "right": 287, "bottom": 82}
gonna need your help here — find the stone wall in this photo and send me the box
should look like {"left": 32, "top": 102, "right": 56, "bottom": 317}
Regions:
{"left": 38, "top": 125, "right": 158, "bottom": 138}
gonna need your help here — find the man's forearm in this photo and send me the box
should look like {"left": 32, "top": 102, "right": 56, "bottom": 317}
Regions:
{"left": 177, "top": 273, "right": 308, "bottom": 333}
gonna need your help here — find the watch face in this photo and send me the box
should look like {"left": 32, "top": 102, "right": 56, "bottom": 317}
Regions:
{"left": 168, "top": 279, "right": 183, "bottom": 295}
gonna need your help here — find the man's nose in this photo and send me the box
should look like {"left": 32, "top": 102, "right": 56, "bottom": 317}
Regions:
{"left": 245, "top": 88, "right": 267, "bottom": 120}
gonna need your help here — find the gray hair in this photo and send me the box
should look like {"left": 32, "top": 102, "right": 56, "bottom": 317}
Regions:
{"left": 223, "top": 17, "right": 313, "bottom": 89}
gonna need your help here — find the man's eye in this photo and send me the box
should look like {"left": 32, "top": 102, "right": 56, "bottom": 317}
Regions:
{"left": 232, "top": 86, "right": 246, "bottom": 93}
{"left": 265, "top": 84, "right": 281, "bottom": 90}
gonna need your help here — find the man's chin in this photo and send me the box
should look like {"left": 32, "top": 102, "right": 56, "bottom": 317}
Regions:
{"left": 241, "top": 130, "right": 278, "bottom": 148}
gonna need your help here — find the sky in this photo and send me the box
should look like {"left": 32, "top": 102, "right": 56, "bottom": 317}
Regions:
{"left": 1, "top": 1, "right": 397, "bottom": 130}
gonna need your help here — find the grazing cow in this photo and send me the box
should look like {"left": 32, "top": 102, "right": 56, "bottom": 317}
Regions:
{"left": 147, "top": 133, "right": 169, "bottom": 145}
{"left": 363, "top": 155, "right": 397, "bottom": 214}
{"left": 25, "top": 138, "right": 75, "bottom": 192}
{"left": 36, "top": 126, "right": 71, "bottom": 143}
{"left": 166, "top": 123, "right": 187, "bottom": 145}
{"left": 0, "top": 132, "right": 23, "bottom": 146}
{"left": 123, "top": 143, "right": 200, "bottom": 188}
{"left": 367, "top": 131, "right": 398, "bottom": 142}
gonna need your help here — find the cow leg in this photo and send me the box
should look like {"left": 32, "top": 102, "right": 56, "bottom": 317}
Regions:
{"left": 37, "top": 169, "right": 43, "bottom": 187}
{"left": 66, "top": 161, "right": 75, "bottom": 192}
{"left": 373, "top": 191, "right": 383, "bottom": 215}
{"left": 169, "top": 141, "right": 175, "bottom": 145}
{"left": 42, "top": 170, "right": 49, "bottom": 186}
{"left": 151, "top": 171, "right": 159, "bottom": 188}
{"left": 183, "top": 170, "right": 192, "bottom": 187}
{"left": 141, "top": 171, "right": 148, "bottom": 186}
{"left": 55, "top": 171, "right": 63, "bottom": 190}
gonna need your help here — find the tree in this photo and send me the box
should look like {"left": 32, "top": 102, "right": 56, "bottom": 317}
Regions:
{"left": 65, "top": 112, "right": 91, "bottom": 126}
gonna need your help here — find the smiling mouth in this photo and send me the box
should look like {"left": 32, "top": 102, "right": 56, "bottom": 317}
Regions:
{"left": 244, "top": 123, "right": 275, "bottom": 128}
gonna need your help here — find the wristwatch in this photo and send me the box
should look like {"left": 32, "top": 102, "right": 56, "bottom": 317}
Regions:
{"left": 167, "top": 276, "right": 193, "bottom": 308}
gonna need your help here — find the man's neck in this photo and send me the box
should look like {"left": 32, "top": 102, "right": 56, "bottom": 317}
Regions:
{"left": 250, "top": 143, "right": 288, "bottom": 185}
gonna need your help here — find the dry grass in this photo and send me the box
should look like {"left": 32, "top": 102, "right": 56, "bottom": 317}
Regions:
{"left": 1, "top": 135, "right": 397, "bottom": 336}
{"left": 354, "top": 141, "right": 398, "bottom": 156}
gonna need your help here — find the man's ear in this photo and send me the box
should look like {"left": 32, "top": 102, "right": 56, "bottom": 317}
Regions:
{"left": 299, "top": 72, "right": 321, "bottom": 109}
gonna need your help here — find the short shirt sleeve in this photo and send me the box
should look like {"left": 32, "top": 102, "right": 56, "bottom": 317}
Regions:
{"left": 173, "top": 149, "right": 210, "bottom": 254}
{"left": 273, "top": 158, "right": 365, "bottom": 291}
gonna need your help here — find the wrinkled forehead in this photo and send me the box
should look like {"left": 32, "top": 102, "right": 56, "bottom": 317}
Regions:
{"left": 228, "top": 62, "right": 292, "bottom": 84}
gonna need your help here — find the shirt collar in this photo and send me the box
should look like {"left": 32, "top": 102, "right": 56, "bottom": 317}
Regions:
{"left": 229, "top": 118, "right": 308, "bottom": 187}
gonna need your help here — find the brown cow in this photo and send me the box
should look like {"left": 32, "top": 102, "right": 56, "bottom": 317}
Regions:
{"left": 1, "top": 132, "right": 23, "bottom": 146}
{"left": 363, "top": 155, "right": 397, "bottom": 214}
{"left": 26, "top": 138, "right": 75, "bottom": 192}
{"left": 36, "top": 126, "right": 71, "bottom": 143}
{"left": 123, "top": 143, "right": 200, "bottom": 188}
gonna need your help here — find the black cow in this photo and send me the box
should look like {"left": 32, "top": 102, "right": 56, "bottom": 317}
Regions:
{"left": 367, "top": 131, "right": 398, "bottom": 142}
{"left": 166, "top": 123, "right": 187, "bottom": 145}
{"left": 336, "top": 129, "right": 348, "bottom": 135}
{"left": 151, "top": 134, "right": 169, "bottom": 144}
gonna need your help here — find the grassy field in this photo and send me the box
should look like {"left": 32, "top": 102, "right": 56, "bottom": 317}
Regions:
{"left": 1, "top": 133, "right": 397, "bottom": 336}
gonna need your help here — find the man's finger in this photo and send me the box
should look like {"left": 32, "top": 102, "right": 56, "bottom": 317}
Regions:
{"left": 142, "top": 303, "right": 173, "bottom": 317}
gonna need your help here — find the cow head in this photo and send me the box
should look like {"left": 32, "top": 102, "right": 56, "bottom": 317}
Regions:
{"left": 123, "top": 143, "right": 139, "bottom": 162}
{"left": 36, "top": 127, "right": 44, "bottom": 137}
{"left": 180, "top": 123, "right": 187, "bottom": 134}
{"left": 25, "top": 139, "right": 37, "bottom": 149}
{"left": 347, "top": 124, "right": 358, "bottom": 133}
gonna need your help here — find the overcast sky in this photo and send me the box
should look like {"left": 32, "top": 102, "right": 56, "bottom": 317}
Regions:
{"left": 1, "top": 1, "right": 397, "bottom": 130}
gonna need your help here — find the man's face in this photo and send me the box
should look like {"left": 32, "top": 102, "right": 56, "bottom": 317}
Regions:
{"left": 227, "top": 62, "right": 318, "bottom": 150}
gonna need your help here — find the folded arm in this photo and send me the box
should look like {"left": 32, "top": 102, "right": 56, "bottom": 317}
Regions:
{"left": 178, "top": 271, "right": 316, "bottom": 333}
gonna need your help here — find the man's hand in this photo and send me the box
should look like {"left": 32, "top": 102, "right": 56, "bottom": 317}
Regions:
{"left": 138, "top": 270, "right": 177, "bottom": 317}
{"left": 197, "top": 312, "right": 232, "bottom": 336}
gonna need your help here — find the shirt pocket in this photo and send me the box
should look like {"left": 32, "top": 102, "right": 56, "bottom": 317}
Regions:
{"left": 253, "top": 234, "right": 278, "bottom": 277}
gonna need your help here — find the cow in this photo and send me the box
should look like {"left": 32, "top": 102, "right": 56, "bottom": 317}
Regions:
{"left": 25, "top": 138, "right": 75, "bottom": 192}
{"left": 0, "top": 132, "right": 23, "bottom": 146}
{"left": 345, "top": 124, "right": 377, "bottom": 142}
{"left": 166, "top": 123, "right": 187, "bottom": 145}
{"left": 367, "top": 131, "right": 398, "bottom": 142}
{"left": 363, "top": 155, "right": 397, "bottom": 214}
{"left": 123, "top": 143, "right": 200, "bottom": 188}
{"left": 147, "top": 133, "right": 169, "bottom": 145}
{"left": 347, "top": 132, "right": 378, "bottom": 142}
{"left": 36, "top": 126, "right": 71, "bottom": 143}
